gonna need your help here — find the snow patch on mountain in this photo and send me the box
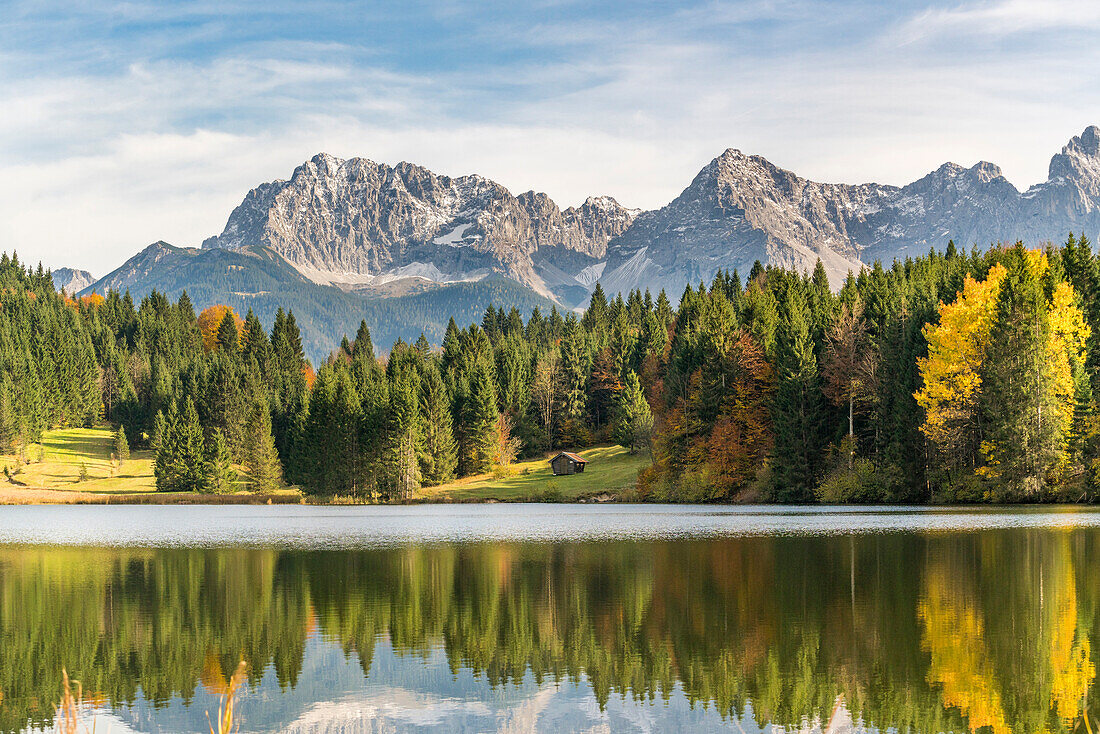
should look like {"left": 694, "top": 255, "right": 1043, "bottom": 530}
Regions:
{"left": 433, "top": 223, "right": 473, "bottom": 247}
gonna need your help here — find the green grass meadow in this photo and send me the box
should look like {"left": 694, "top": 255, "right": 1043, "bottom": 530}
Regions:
{"left": 421, "top": 445, "right": 649, "bottom": 502}
{"left": 3, "top": 427, "right": 157, "bottom": 494}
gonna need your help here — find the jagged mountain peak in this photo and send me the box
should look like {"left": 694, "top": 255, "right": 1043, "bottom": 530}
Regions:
{"left": 203, "top": 154, "right": 637, "bottom": 304}
{"left": 194, "top": 129, "right": 1100, "bottom": 307}
{"left": 51, "top": 267, "right": 95, "bottom": 294}
{"left": 1065, "top": 125, "right": 1100, "bottom": 158}
{"left": 598, "top": 126, "right": 1100, "bottom": 297}
{"left": 1049, "top": 126, "right": 1100, "bottom": 188}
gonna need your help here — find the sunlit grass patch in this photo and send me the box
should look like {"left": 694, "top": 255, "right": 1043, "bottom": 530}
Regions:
{"left": 1, "top": 427, "right": 157, "bottom": 493}
{"left": 421, "top": 445, "right": 648, "bottom": 502}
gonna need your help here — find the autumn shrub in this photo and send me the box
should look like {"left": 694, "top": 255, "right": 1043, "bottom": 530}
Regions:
{"left": 815, "top": 460, "right": 883, "bottom": 504}
{"left": 491, "top": 464, "right": 518, "bottom": 480}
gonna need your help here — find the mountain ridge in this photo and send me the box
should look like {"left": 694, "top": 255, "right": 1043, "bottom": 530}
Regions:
{"left": 198, "top": 127, "right": 1100, "bottom": 299}
{"left": 202, "top": 153, "right": 638, "bottom": 305}
{"left": 51, "top": 267, "right": 95, "bottom": 294}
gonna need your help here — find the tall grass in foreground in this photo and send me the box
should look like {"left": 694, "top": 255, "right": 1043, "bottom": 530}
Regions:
{"left": 207, "top": 661, "right": 247, "bottom": 734}
{"left": 53, "top": 661, "right": 247, "bottom": 734}
{"left": 56, "top": 669, "right": 90, "bottom": 734}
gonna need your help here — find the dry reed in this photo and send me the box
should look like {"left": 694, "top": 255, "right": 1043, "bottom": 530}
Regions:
{"left": 56, "top": 668, "right": 93, "bottom": 734}
{"left": 206, "top": 660, "right": 247, "bottom": 734}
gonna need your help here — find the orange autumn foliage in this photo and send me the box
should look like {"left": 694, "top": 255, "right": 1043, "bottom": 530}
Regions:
{"left": 197, "top": 305, "right": 244, "bottom": 352}
{"left": 645, "top": 330, "right": 774, "bottom": 500}
{"left": 701, "top": 333, "right": 775, "bottom": 496}
{"left": 63, "top": 293, "right": 105, "bottom": 310}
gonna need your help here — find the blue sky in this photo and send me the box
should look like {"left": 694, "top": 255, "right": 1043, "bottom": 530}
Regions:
{"left": 3, "top": 0, "right": 1100, "bottom": 272}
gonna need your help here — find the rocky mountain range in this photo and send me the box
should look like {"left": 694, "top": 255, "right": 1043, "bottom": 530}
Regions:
{"left": 199, "top": 127, "right": 1100, "bottom": 302}
{"left": 599, "top": 126, "right": 1100, "bottom": 294}
{"left": 202, "top": 153, "right": 638, "bottom": 306}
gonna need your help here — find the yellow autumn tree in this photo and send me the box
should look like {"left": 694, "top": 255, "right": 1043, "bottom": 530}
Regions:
{"left": 197, "top": 305, "right": 244, "bottom": 352}
{"left": 916, "top": 248, "right": 1089, "bottom": 487}
{"left": 915, "top": 264, "right": 1006, "bottom": 472}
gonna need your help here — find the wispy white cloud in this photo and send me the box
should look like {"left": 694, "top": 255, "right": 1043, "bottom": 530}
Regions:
{"left": 896, "top": 0, "right": 1100, "bottom": 44}
{"left": 3, "top": 0, "right": 1100, "bottom": 274}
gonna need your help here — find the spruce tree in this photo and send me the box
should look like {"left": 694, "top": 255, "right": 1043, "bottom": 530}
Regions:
{"left": 114, "top": 424, "right": 130, "bottom": 464}
{"left": 559, "top": 320, "right": 590, "bottom": 444}
{"left": 612, "top": 370, "right": 653, "bottom": 454}
{"left": 419, "top": 362, "right": 457, "bottom": 486}
{"left": 461, "top": 358, "right": 498, "bottom": 475}
{"left": 216, "top": 311, "right": 239, "bottom": 354}
{"left": 178, "top": 397, "right": 208, "bottom": 492}
{"left": 243, "top": 398, "right": 283, "bottom": 493}
{"left": 353, "top": 320, "right": 375, "bottom": 359}
{"left": 241, "top": 309, "right": 270, "bottom": 368}
{"left": 0, "top": 375, "right": 16, "bottom": 453}
{"left": 384, "top": 369, "right": 421, "bottom": 498}
{"left": 153, "top": 398, "right": 206, "bottom": 492}
{"left": 980, "top": 246, "right": 1059, "bottom": 495}
{"left": 204, "top": 427, "right": 236, "bottom": 494}
{"left": 772, "top": 286, "right": 824, "bottom": 501}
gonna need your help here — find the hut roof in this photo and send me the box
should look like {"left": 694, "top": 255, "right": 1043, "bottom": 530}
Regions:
{"left": 550, "top": 451, "right": 586, "bottom": 464}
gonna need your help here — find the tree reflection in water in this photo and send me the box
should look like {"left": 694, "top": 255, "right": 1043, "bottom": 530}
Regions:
{"left": 0, "top": 530, "right": 1096, "bottom": 732}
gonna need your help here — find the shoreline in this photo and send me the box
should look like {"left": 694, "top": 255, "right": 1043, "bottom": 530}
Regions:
{"left": 0, "top": 486, "right": 305, "bottom": 505}
{"left": 2, "top": 485, "right": 1096, "bottom": 507}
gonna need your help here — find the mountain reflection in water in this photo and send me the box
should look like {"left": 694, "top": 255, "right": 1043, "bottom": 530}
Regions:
{"left": 0, "top": 512, "right": 1097, "bottom": 732}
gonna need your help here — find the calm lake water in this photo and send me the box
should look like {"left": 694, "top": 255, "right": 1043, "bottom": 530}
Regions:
{"left": 2, "top": 505, "right": 1100, "bottom": 733}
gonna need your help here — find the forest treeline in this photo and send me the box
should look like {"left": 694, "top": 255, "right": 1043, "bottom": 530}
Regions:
{"left": 2, "top": 235, "right": 1100, "bottom": 502}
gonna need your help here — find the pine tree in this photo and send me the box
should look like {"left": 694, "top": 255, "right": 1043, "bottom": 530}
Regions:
{"left": 559, "top": 320, "right": 590, "bottom": 445}
{"left": 460, "top": 358, "right": 499, "bottom": 475}
{"left": 980, "top": 246, "right": 1060, "bottom": 495}
{"left": 581, "top": 283, "right": 610, "bottom": 342}
{"left": 216, "top": 311, "right": 240, "bottom": 354}
{"left": 243, "top": 398, "right": 282, "bottom": 493}
{"left": 204, "top": 352, "right": 245, "bottom": 456}
{"left": 383, "top": 369, "right": 421, "bottom": 498}
{"left": 352, "top": 320, "right": 375, "bottom": 358}
{"left": 204, "top": 427, "right": 236, "bottom": 494}
{"left": 419, "top": 362, "right": 457, "bottom": 485}
{"left": 0, "top": 374, "right": 16, "bottom": 453}
{"left": 270, "top": 307, "right": 308, "bottom": 479}
{"left": 153, "top": 398, "right": 206, "bottom": 492}
{"left": 178, "top": 397, "right": 208, "bottom": 492}
{"left": 612, "top": 370, "right": 653, "bottom": 453}
{"left": 772, "top": 286, "right": 824, "bottom": 501}
{"left": 114, "top": 424, "right": 130, "bottom": 464}
{"left": 240, "top": 309, "right": 271, "bottom": 368}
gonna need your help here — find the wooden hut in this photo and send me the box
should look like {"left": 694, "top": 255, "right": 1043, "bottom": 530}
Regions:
{"left": 549, "top": 451, "right": 587, "bottom": 476}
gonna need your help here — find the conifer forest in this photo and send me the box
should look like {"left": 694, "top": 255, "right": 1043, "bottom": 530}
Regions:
{"left": 4, "top": 236, "right": 1100, "bottom": 503}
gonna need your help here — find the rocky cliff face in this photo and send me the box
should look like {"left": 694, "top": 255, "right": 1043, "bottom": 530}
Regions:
{"left": 51, "top": 267, "right": 95, "bottom": 294}
{"left": 600, "top": 126, "right": 1100, "bottom": 294}
{"left": 202, "top": 154, "right": 638, "bottom": 301}
{"left": 202, "top": 128, "right": 1100, "bottom": 303}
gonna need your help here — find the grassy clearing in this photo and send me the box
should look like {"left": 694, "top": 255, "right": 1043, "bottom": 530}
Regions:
{"left": 2, "top": 428, "right": 645, "bottom": 504}
{"left": 419, "top": 445, "right": 650, "bottom": 502}
{"left": 2, "top": 427, "right": 157, "bottom": 494}
{"left": 0, "top": 426, "right": 301, "bottom": 504}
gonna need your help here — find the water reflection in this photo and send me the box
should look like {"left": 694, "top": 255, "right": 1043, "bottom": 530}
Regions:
{"left": 0, "top": 529, "right": 1098, "bottom": 732}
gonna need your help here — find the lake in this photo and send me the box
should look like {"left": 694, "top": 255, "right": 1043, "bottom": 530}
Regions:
{"left": 2, "top": 504, "right": 1099, "bottom": 733}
